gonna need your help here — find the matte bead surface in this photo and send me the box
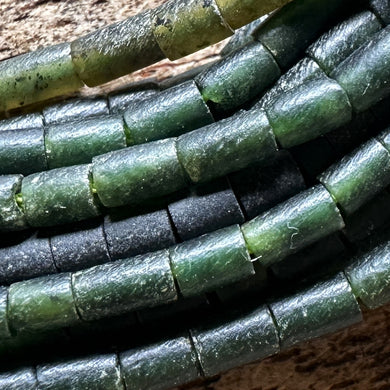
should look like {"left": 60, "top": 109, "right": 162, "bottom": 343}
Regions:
{"left": 92, "top": 138, "right": 187, "bottom": 208}
{"left": 0, "top": 113, "right": 44, "bottom": 131}
{"left": 0, "top": 287, "right": 11, "bottom": 339}
{"left": 37, "top": 354, "right": 123, "bottom": 390}
{"left": 168, "top": 177, "right": 245, "bottom": 241}
{"left": 0, "top": 43, "right": 82, "bottom": 112}
{"left": 104, "top": 208, "right": 175, "bottom": 260}
{"left": 72, "top": 250, "right": 177, "bottom": 321}
{"left": 331, "top": 26, "right": 390, "bottom": 112}
{"left": 8, "top": 273, "right": 79, "bottom": 333}
{"left": 152, "top": 0, "right": 233, "bottom": 60}
{"left": 45, "top": 115, "right": 127, "bottom": 168}
{"left": 0, "top": 175, "right": 28, "bottom": 231}
{"left": 369, "top": 0, "right": 390, "bottom": 24}
{"left": 266, "top": 75, "right": 352, "bottom": 148}
{"left": 123, "top": 80, "right": 213, "bottom": 144}
{"left": 177, "top": 109, "right": 277, "bottom": 183}
{"left": 0, "top": 368, "right": 37, "bottom": 390}
{"left": 0, "top": 128, "right": 47, "bottom": 175}
{"left": 270, "top": 273, "right": 362, "bottom": 349}
{"left": 22, "top": 164, "right": 101, "bottom": 227}
{"left": 170, "top": 225, "right": 254, "bottom": 297}
{"left": 195, "top": 41, "right": 280, "bottom": 112}
{"left": 192, "top": 305, "right": 279, "bottom": 377}
{"left": 120, "top": 336, "right": 200, "bottom": 390}
{"left": 242, "top": 185, "right": 345, "bottom": 266}
{"left": 319, "top": 138, "right": 390, "bottom": 215}
{"left": 307, "top": 11, "right": 382, "bottom": 74}
{"left": 71, "top": 10, "right": 164, "bottom": 87}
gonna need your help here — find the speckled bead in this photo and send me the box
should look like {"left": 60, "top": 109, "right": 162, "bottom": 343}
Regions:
{"left": 369, "top": 0, "right": 390, "bottom": 25}
{"left": 0, "top": 368, "right": 37, "bottom": 390}
{"left": 0, "top": 113, "right": 44, "bottom": 131}
{"left": 0, "top": 287, "right": 11, "bottom": 339}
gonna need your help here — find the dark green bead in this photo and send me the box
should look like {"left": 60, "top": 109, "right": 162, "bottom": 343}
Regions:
{"left": 123, "top": 80, "right": 213, "bottom": 144}
{"left": 345, "top": 241, "right": 390, "bottom": 309}
{"left": 92, "top": 138, "right": 187, "bottom": 208}
{"left": 152, "top": 0, "right": 233, "bottom": 60}
{"left": 270, "top": 273, "right": 362, "bottom": 349}
{"left": 0, "top": 113, "right": 44, "bottom": 131}
{"left": 0, "top": 175, "right": 28, "bottom": 231}
{"left": 307, "top": 11, "right": 382, "bottom": 74}
{"left": 0, "top": 368, "right": 37, "bottom": 390}
{"left": 241, "top": 185, "right": 345, "bottom": 267}
{"left": 177, "top": 109, "right": 277, "bottom": 183}
{"left": 120, "top": 335, "right": 200, "bottom": 390}
{"left": 45, "top": 115, "right": 127, "bottom": 169}
{"left": 8, "top": 273, "right": 79, "bottom": 333}
{"left": 191, "top": 305, "right": 279, "bottom": 376}
{"left": 21, "top": 164, "right": 101, "bottom": 227}
{"left": 331, "top": 26, "right": 390, "bottom": 112}
{"left": 0, "top": 287, "right": 11, "bottom": 339}
{"left": 266, "top": 75, "right": 352, "bottom": 148}
{"left": 196, "top": 41, "right": 280, "bottom": 112}
{"left": 72, "top": 250, "right": 177, "bottom": 321}
{"left": 71, "top": 10, "right": 164, "bottom": 87}
{"left": 369, "top": 0, "right": 390, "bottom": 25}
{"left": 0, "top": 128, "right": 47, "bottom": 175}
{"left": 319, "top": 138, "right": 390, "bottom": 215}
{"left": 169, "top": 225, "right": 254, "bottom": 297}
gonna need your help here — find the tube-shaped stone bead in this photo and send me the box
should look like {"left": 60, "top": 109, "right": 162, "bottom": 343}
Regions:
{"left": 0, "top": 368, "right": 37, "bottom": 390}
{"left": 369, "top": 0, "right": 390, "bottom": 25}
{"left": 0, "top": 113, "right": 44, "bottom": 131}
{"left": 0, "top": 287, "right": 11, "bottom": 339}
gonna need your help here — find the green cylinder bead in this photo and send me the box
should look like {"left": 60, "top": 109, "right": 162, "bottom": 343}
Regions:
{"left": 331, "top": 26, "right": 390, "bottom": 112}
{"left": 265, "top": 75, "right": 352, "bottom": 148}
{"left": 152, "top": 0, "right": 233, "bottom": 60}
{"left": 345, "top": 241, "right": 390, "bottom": 309}
{"left": 191, "top": 305, "right": 279, "bottom": 377}
{"left": 21, "top": 164, "right": 101, "bottom": 227}
{"left": 0, "top": 43, "right": 83, "bottom": 112}
{"left": 72, "top": 250, "right": 177, "bottom": 321}
{"left": 270, "top": 273, "right": 362, "bottom": 350}
{"left": 0, "top": 175, "right": 28, "bottom": 231}
{"left": 195, "top": 41, "right": 281, "bottom": 112}
{"left": 241, "top": 185, "right": 345, "bottom": 267}
{"left": 0, "top": 287, "right": 11, "bottom": 339}
{"left": 123, "top": 80, "right": 213, "bottom": 144}
{"left": 71, "top": 10, "right": 164, "bottom": 87}
{"left": 318, "top": 138, "right": 390, "bottom": 215}
{"left": 176, "top": 109, "right": 278, "bottom": 183}
{"left": 45, "top": 115, "right": 127, "bottom": 169}
{"left": 0, "top": 112, "right": 44, "bottom": 131}
{"left": 92, "top": 138, "right": 187, "bottom": 208}
{"left": 0, "top": 368, "right": 37, "bottom": 390}
{"left": 169, "top": 225, "right": 254, "bottom": 297}
{"left": 8, "top": 273, "right": 79, "bottom": 333}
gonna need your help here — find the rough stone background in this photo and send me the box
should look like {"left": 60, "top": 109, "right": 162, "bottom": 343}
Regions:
{"left": 1, "top": 1, "right": 390, "bottom": 389}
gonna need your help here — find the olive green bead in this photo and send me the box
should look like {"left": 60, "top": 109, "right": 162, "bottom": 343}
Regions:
{"left": 71, "top": 10, "right": 164, "bottom": 87}
{"left": 8, "top": 273, "right": 80, "bottom": 333}
{"left": 241, "top": 185, "right": 345, "bottom": 267}
{"left": 169, "top": 225, "right": 254, "bottom": 297}
{"left": 176, "top": 109, "right": 278, "bottom": 183}
{"left": 0, "top": 43, "right": 83, "bottom": 112}
{"left": 21, "top": 164, "right": 101, "bottom": 227}
{"left": 0, "top": 287, "right": 11, "bottom": 339}
{"left": 319, "top": 138, "right": 390, "bottom": 215}
{"left": 92, "top": 138, "right": 187, "bottom": 208}
{"left": 152, "top": 0, "right": 233, "bottom": 60}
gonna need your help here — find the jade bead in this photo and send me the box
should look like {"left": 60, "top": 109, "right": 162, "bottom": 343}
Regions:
{"left": 0, "top": 287, "right": 11, "bottom": 339}
{"left": 241, "top": 185, "right": 345, "bottom": 267}
{"left": 270, "top": 273, "right": 362, "bottom": 349}
{"left": 8, "top": 273, "right": 80, "bottom": 333}
{"left": 152, "top": 0, "right": 233, "bottom": 60}
{"left": 169, "top": 225, "right": 254, "bottom": 297}
{"left": 0, "top": 368, "right": 37, "bottom": 390}
{"left": 0, "top": 113, "right": 44, "bottom": 131}
{"left": 318, "top": 138, "right": 390, "bottom": 215}
{"left": 369, "top": 0, "right": 390, "bottom": 25}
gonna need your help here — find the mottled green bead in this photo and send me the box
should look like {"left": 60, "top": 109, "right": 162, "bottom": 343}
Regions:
{"left": 71, "top": 10, "right": 164, "bottom": 87}
{"left": 270, "top": 273, "right": 362, "bottom": 349}
{"left": 177, "top": 109, "right": 277, "bottom": 183}
{"left": 0, "top": 368, "right": 37, "bottom": 390}
{"left": 266, "top": 75, "right": 352, "bottom": 148}
{"left": 319, "top": 138, "right": 390, "bottom": 215}
{"left": 191, "top": 305, "right": 279, "bottom": 376}
{"left": 72, "top": 250, "right": 177, "bottom": 321}
{"left": 152, "top": 0, "right": 233, "bottom": 60}
{"left": 21, "top": 164, "right": 101, "bottom": 227}
{"left": 169, "top": 225, "right": 254, "bottom": 297}
{"left": 0, "top": 113, "right": 44, "bottom": 131}
{"left": 8, "top": 273, "right": 79, "bottom": 333}
{"left": 241, "top": 185, "right": 345, "bottom": 267}
{"left": 195, "top": 41, "right": 280, "bottom": 112}
{"left": 92, "top": 138, "right": 187, "bottom": 208}
{"left": 45, "top": 115, "right": 127, "bottom": 169}
{"left": 0, "top": 287, "right": 11, "bottom": 339}
{"left": 0, "top": 43, "right": 82, "bottom": 112}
